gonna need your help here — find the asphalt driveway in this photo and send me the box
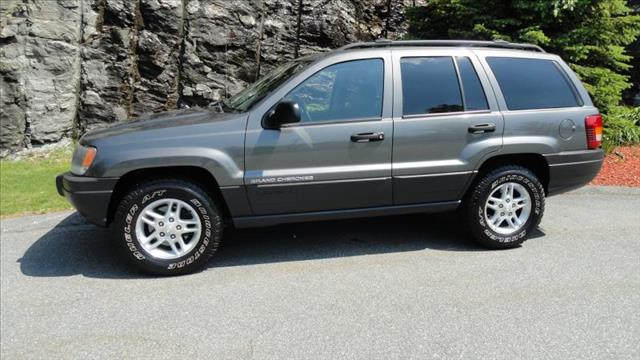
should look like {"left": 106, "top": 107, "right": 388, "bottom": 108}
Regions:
{"left": 1, "top": 186, "right": 639, "bottom": 359}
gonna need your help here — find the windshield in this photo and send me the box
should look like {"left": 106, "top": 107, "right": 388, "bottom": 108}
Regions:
{"left": 224, "top": 60, "right": 312, "bottom": 112}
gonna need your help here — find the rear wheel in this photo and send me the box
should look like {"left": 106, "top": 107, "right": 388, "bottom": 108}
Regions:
{"left": 464, "top": 166, "right": 545, "bottom": 249}
{"left": 112, "top": 178, "right": 223, "bottom": 275}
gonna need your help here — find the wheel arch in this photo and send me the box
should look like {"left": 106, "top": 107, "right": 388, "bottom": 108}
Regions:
{"left": 106, "top": 166, "right": 233, "bottom": 226}
{"left": 464, "top": 153, "right": 550, "bottom": 198}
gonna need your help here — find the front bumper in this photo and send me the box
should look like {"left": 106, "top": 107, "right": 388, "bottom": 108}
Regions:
{"left": 544, "top": 149, "right": 604, "bottom": 196}
{"left": 56, "top": 172, "right": 119, "bottom": 226}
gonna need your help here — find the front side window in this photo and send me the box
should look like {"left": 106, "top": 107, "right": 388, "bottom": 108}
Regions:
{"left": 401, "top": 57, "right": 464, "bottom": 115}
{"left": 225, "top": 59, "right": 312, "bottom": 112}
{"left": 487, "top": 57, "right": 581, "bottom": 110}
{"left": 284, "top": 58, "right": 384, "bottom": 123}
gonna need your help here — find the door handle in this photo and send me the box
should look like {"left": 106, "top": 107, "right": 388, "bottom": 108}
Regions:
{"left": 468, "top": 123, "right": 496, "bottom": 134}
{"left": 351, "top": 132, "right": 385, "bottom": 143}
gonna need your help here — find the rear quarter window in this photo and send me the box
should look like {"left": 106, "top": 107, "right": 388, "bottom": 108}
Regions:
{"left": 487, "top": 57, "right": 582, "bottom": 111}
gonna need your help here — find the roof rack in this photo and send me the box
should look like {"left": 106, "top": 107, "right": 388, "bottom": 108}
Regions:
{"left": 338, "top": 39, "right": 545, "bottom": 53}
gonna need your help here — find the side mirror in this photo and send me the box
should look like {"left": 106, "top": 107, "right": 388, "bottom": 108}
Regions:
{"left": 263, "top": 101, "right": 301, "bottom": 129}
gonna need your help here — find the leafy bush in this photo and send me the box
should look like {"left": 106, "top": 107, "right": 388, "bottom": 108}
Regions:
{"left": 603, "top": 106, "right": 640, "bottom": 152}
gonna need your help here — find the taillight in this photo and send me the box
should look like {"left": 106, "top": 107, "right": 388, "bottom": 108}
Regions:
{"left": 585, "top": 114, "right": 603, "bottom": 149}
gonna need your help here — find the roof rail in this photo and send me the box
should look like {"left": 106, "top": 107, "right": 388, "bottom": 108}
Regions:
{"left": 338, "top": 39, "right": 545, "bottom": 53}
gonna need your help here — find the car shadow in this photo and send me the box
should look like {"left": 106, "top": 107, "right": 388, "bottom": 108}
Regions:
{"left": 19, "top": 212, "right": 545, "bottom": 279}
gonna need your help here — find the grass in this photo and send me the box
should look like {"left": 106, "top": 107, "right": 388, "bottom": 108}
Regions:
{"left": 0, "top": 146, "right": 74, "bottom": 217}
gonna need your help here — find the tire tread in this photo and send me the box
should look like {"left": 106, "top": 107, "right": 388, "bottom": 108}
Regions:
{"left": 464, "top": 165, "right": 545, "bottom": 249}
{"left": 112, "top": 178, "right": 223, "bottom": 275}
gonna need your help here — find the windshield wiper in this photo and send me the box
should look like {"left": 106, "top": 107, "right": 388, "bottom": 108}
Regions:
{"left": 208, "top": 101, "right": 224, "bottom": 113}
{"left": 208, "top": 100, "right": 240, "bottom": 113}
{"left": 221, "top": 100, "right": 240, "bottom": 113}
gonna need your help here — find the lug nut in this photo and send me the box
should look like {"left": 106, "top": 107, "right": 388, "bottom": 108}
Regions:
{"left": 159, "top": 232, "right": 165, "bottom": 237}
{"left": 170, "top": 234, "right": 176, "bottom": 239}
{"left": 176, "top": 225, "right": 182, "bottom": 230}
{"left": 158, "top": 222, "right": 164, "bottom": 226}
{"left": 169, "top": 218, "right": 174, "bottom": 223}
{"left": 501, "top": 212, "right": 505, "bottom": 216}
{"left": 499, "top": 204, "right": 503, "bottom": 208}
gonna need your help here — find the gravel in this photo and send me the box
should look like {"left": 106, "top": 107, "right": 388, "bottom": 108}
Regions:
{"left": 1, "top": 186, "right": 639, "bottom": 359}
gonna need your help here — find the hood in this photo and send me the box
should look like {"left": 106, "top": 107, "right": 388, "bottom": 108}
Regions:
{"left": 81, "top": 108, "right": 241, "bottom": 144}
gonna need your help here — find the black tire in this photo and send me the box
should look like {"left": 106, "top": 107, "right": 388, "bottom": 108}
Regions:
{"left": 112, "top": 178, "right": 223, "bottom": 275}
{"left": 464, "top": 165, "right": 545, "bottom": 249}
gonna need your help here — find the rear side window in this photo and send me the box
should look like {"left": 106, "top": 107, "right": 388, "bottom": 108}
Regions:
{"left": 487, "top": 57, "right": 581, "bottom": 110}
{"left": 456, "top": 57, "right": 489, "bottom": 111}
{"left": 401, "top": 57, "right": 463, "bottom": 115}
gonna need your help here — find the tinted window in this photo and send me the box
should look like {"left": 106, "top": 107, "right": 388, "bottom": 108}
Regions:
{"left": 456, "top": 57, "right": 489, "bottom": 111}
{"left": 401, "top": 57, "right": 463, "bottom": 115}
{"left": 487, "top": 57, "right": 581, "bottom": 110}
{"left": 284, "top": 59, "right": 383, "bottom": 123}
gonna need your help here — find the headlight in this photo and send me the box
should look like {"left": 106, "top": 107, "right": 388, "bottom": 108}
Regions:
{"left": 70, "top": 144, "right": 97, "bottom": 175}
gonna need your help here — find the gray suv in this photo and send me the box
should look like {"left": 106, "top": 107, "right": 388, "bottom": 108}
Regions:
{"left": 56, "top": 40, "right": 604, "bottom": 275}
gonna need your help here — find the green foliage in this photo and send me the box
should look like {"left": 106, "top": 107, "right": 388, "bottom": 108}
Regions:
{"left": 572, "top": 64, "right": 632, "bottom": 112}
{"left": 602, "top": 106, "right": 640, "bottom": 152}
{"left": 623, "top": 1, "right": 640, "bottom": 104}
{"left": 405, "top": 0, "right": 640, "bottom": 112}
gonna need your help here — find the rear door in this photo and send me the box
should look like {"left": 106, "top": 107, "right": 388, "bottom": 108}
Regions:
{"left": 477, "top": 52, "right": 596, "bottom": 154}
{"left": 244, "top": 51, "right": 394, "bottom": 215}
{"left": 391, "top": 49, "right": 504, "bottom": 205}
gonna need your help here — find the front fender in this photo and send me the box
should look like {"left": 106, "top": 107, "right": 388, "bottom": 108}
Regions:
{"left": 91, "top": 147, "right": 244, "bottom": 186}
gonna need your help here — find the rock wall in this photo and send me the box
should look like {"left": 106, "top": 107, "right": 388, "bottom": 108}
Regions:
{"left": 0, "top": 0, "right": 422, "bottom": 157}
{"left": 1, "top": 0, "right": 83, "bottom": 155}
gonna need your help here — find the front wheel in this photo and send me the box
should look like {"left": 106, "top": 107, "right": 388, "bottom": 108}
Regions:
{"left": 464, "top": 166, "right": 545, "bottom": 249}
{"left": 112, "top": 178, "right": 223, "bottom": 275}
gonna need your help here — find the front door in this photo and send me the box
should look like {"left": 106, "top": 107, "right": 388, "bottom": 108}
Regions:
{"left": 391, "top": 49, "right": 504, "bottom": 204}
{"left": 245, "top": 54, "right": 394, "bottom": 215}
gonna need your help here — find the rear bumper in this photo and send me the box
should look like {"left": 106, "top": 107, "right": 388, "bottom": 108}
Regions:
{"left": 56, "top": 172, "right": 119, "bottom": 226}
{"left": 544, "top": 149, "right": 604, "bottom": 196}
